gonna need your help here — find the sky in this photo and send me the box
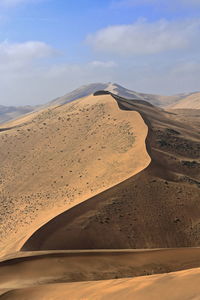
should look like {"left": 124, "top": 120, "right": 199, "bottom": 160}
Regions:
{"left": 0, "top": 0, "right": 200, "bottom": 105}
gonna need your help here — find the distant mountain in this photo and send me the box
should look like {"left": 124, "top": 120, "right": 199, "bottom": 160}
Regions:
{"left": 0, "top": 105, "right": 35, "bottom": 125}
{"left": 167, "top": 92, "right": 200, "bottom": 109}
{"left": 48, "top": 82, "right": 193, "bottom": 108}
{"left": 1, "top": 83, "right": 198, "bottom": 125}
{"left": 48, "top": 83, "right": 109, "bottom": 107}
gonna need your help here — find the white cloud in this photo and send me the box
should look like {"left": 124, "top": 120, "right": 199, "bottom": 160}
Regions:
{"left": 0, "top": 48, "right": 118, "bottom": 105}
{"left": 0, "top": 46, "right": 199, "bottom": 105}
{"left": 0, "top": 38, "right": 199, "bottom": 106}
{"left": 87, "top": 19, "right": 200, "bottom": 55}
{"left": 0, "top": 41, "right": 56, "bottom": 71}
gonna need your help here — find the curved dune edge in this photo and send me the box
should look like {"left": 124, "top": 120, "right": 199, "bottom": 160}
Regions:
{"left": 0, "top": 94, "right": 151, "bottom": 257}
{"left": 1, "top": 266, "right": 200, "bottom": 300}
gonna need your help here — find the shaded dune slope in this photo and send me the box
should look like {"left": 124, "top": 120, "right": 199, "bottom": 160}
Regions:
{"left": 23, "top": 93, "right": 200, "bottom": 251}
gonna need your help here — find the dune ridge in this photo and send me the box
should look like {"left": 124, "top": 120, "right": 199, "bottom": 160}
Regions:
{"left": 1, "top": 92, "right": 200, "bottom": 300}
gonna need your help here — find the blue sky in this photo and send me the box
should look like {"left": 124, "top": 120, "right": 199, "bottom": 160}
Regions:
{"left": 0, "top": 0, "right": 200, "bottom": 105}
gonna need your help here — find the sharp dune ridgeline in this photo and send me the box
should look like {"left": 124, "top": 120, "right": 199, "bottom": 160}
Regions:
{"left": 0, "top": 85, "right": 200, "bottom": 300}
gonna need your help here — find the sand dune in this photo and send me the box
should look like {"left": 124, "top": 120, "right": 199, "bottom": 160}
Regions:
{"left": 48, "top": 82, "right": 192, "bottom": 108}
{"left": 0, "top": 94, "right": 150, "bottom": 257}
{"left": 1, "top": 266, "right": 200, "bottom": 300}
{"left": 0, "top": 82, "right": 196, "bottom": 126}
{"left": 1, "top": 248, "right": 200, "bottom": 297}
{"left": 22, "top": 94, "right": 200, "bottom": 251}
{"left": 167, "top": 92, "right": 200, "bottom": 109}
{"left": 0, "top": 105, "right": 35, "bottom": 125}
{"left": 1, "top": 91, "right": 200, "bottom": 299}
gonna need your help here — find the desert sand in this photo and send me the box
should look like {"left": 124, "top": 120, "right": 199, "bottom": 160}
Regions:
{"left": 1, "top": 248, "right": 200, "bottom": 298}
{"left": 0, "top": 91, "right": 200, "bottom": 300}
{"left": 1, "top": 266, "right": 200, "bottom": 300}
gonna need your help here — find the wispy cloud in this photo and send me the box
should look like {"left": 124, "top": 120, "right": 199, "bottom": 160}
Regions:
{"left": 0, "top": 40, "right": 117, "bottom": 105}
{"left": 87, "top": 19, "right": 200, "bottom": 55}
{"left": 89, "top": 60, "right": 117, "bottom": 68}
{"left": 0, "top": 40, "right": 56, "bottom": 71}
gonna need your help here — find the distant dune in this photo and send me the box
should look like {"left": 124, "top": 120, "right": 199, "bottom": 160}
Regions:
{"left": 0, "top": 83, "right": 197, "bottom": 125}
{"left": 167, "top": 92, "right": 200, "bottom": 109}
{"left": 0, "top": 105, "right": 35, "bottom": 125}
{"left": 48, "top": 82, "right": 191, "bottom": 108}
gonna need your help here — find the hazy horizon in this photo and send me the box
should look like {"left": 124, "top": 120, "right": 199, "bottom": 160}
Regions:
{"left": 0, "top": 0, "right": 200, "bottom": 106}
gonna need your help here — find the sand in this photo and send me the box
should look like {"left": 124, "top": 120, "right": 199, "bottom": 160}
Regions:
{"left": 1, "top": 267, "right": 200, "bottom": 300}
{"left": 1, "top": 248, "right": 200, "bottom": 298}
{"left": 0, "top": 92, "right": 200, "bottom": 300}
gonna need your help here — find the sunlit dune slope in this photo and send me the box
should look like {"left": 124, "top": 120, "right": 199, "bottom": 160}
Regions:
{"left": 0, "top": 94, "right": 150, "bottom": 256}
{"left": 23, "top": 94, "right": 200, "bottom": 251}
{"left": 1, "top": 266, "right": 200, "bottom": 300}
